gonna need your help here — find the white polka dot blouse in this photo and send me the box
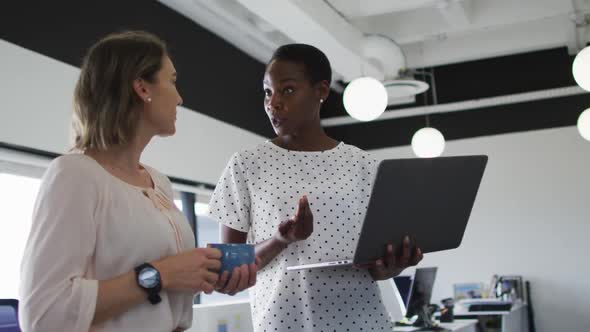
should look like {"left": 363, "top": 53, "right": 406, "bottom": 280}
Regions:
{"left": 209, "top": 141, "right": 394, "bottom": 332}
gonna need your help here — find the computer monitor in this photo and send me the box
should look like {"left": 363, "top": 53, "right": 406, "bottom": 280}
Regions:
{"left": 0, "top": 299, "right": 20, "bottom": 332}
{"left": 405, "top": 267, "right": 439, "bottom": 329}
{"left": 394, "top": 276, "right": 412, "bottom": 306}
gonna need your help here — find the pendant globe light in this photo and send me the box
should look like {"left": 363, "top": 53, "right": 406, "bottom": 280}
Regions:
{"left": 411, "top": 69, "right": 446, "bottom": 158}
{"left": 572, "top": 46, "right": 590, "bottom": 91}
{"left": 572, "top": 45, "right": 590, "bottom": 141}
{"left": 343, "top": 77, "right": 388, "bottom": 121}
{"left": 343, "top": 35, "right": 428, "bottom": 122}
{"left": 412, "top": 126, "right": 445, "bottom": 158}
{"left": 578, "top": 108, "right": 590, "bottom": 141}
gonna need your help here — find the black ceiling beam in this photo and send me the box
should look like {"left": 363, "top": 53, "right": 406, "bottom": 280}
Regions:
{"left": 325, "top": 93, "right": 590, "bottom": 150}
{"left": 0, "top": 0, "right": 274, "bottom": 137}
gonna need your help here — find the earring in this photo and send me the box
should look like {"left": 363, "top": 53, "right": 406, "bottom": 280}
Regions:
{"left": 320, "top": 98, "right": 324, "bottom": 104}
{"left": 147, "top": 97, "right": 152, "bottom": 103}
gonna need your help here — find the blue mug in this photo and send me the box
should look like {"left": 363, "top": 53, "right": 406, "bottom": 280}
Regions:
{"left": 208, "top": 243, "right": 255, "bottom": 276}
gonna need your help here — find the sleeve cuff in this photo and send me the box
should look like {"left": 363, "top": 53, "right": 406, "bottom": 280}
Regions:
{"left": 210, "top": 213, "right": 250, "bottom": 233}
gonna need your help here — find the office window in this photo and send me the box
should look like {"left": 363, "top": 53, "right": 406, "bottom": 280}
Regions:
{"left": 0, "top": 173, "right": 40, "bottom": 299}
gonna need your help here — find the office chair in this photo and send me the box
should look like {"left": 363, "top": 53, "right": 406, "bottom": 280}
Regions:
{"left": 0, "top": 299, "right": 20, "bottom": 332}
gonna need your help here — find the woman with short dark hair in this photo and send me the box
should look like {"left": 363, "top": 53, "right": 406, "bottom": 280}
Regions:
{"left": 209, "top": 43, "right": 422, "bottom": 331}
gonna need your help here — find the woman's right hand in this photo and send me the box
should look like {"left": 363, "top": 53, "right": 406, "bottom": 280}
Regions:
{"left": 275, "top": 195, "right": 314, "bottom": 244}
{"left": 153, "top": 248, "right": 222, "bottom": 294}
{"left": 214, "top": 256, "right": 260, "bottom": 296}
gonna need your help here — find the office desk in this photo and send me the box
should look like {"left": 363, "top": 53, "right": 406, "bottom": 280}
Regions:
{"left": 453, "top": 302, "right": 528, "bottom": 332}
{"left": 394, "top": 319, "right": 478, "bottom": 332}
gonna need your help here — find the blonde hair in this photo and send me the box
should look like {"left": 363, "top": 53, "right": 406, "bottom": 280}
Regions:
{"left": 72, "top": 30, "right": 167, "bottom": 151}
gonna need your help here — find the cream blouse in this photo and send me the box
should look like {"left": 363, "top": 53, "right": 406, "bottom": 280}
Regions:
{"left": 19, "top": 154, "right": 196, "bottom": 331}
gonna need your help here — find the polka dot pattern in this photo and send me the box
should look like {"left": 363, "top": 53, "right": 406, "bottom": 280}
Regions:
{"left": 209, "top": 141, "right": 393, "bottom": 331}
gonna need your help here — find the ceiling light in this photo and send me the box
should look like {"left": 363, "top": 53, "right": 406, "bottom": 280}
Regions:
{"left": 411, "top": 127, "right": 446, "bottom": 158}
{"left": 343, "top": 77, "right": 388, "bottom": 121}
{"left": 572, "top": 46, "right": 590, "bottom": 91}
{"left": 578, "top": 108, "right": 590, "bottom": 141}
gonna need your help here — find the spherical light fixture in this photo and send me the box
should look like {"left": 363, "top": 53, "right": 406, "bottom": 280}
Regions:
{"left": 572, "top": 46, "right": 590, "bottom": 91}
{"left": 343, "top": 77, "right": 388, "bottom": 121}
{"left": 578, "top": 108, "right": 590, "bottom": 141}
{"left": 411, "top": 127, "right": 446, "bottom": 158}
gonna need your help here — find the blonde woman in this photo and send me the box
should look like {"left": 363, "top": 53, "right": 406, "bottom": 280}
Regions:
{"left": 19, "top": 31, "right": 222, "bottom": 332}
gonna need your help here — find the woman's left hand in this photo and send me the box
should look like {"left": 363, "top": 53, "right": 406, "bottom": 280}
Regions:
{"left": 364, "top": 236, "right": 423, "bottom": 281}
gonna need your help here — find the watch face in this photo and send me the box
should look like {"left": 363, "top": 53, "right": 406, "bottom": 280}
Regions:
{"left": 139, "top": 267, "right": 159, "bottom": 289}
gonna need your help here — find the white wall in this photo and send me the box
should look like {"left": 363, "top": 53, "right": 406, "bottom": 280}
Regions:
{"left": 369, "top": 126, "right": 590, "bottom": 332}
{"left": 0, "top": 39, "right": 265, "bottom": 185}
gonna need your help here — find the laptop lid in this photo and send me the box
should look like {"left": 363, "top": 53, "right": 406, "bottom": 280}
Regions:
{"left": 352, "top": 155, "right": 488, "bottom": 265}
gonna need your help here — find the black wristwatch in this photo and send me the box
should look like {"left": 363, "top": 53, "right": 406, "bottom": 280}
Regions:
{"left": 134, "top": 263, "right": 162, "bottom": 305}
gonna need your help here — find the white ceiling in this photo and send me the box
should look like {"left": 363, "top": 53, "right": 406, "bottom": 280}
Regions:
{"left": 160, "top": 0, "right": 590, "bottom": 83}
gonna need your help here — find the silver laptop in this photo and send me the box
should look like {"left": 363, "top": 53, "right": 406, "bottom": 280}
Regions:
{"left": 287, "top": 155, "right": 488, "bottom": 271}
